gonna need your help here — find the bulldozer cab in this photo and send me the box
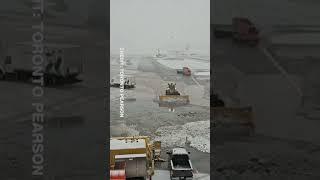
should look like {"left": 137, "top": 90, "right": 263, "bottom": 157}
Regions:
{"left": 167, "top": 82, "right": 176, "bottom": 89}
{"left": 165, "top": 82, "right": 180, "bottom": 95}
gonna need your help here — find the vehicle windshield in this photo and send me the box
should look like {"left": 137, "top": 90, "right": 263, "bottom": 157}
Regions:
{"left": 172, "top": 154, "right": 189, "bottom": 161}
{"left": 172, "top": 154, "right": 190, "bottom": 167}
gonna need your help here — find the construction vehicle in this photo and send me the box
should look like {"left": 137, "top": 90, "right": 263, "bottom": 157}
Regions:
{"left": 176, "top": 67, "right": 191, "bottom": 76}
{"left": 167, "top": 148, "right": 193, "bottom": 180}
{"left": 158, "top": 83, "right": 190, "bottom": 107}
{"left": 211, "top": 93, "right": 255, "bottom": 134}
{"left": 213, "top": 17, "right": 260, "bottom": 46}
{"left": 110, "top": 136, "right": 163, "bottom": 179}
{"left": 110, "top": 75, "right": 136, "bottom": 89}
{"left": 153, "top": 141, "right": 165, "bottom": 162}
{"left": 0, "top": 41, "right": 84, "bottom": 86}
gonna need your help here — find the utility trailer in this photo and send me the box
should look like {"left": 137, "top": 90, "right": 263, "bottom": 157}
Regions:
{"left": 167, "top": 148, "right": 193, "bottom": 180}
{"left": 213, "top": 17, "right": 260, "bottom": 46}
{"left": 0, "top": 41, "right": 84, "bottom": 86}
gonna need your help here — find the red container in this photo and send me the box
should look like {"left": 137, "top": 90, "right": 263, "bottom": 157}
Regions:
{"left": 110, "top": 170, "right": 126, "bottom": 180}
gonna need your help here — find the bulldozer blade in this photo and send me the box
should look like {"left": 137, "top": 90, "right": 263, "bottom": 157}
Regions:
{"left": 158, "top": 95, "right": 190, "bottom": 107}
{"left": 212, "top": 106, "right": 255, "bottom": 135}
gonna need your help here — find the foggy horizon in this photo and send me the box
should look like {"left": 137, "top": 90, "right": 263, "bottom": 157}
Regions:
{"left": 110, "top": 0, "right": 210, "bottom": 55}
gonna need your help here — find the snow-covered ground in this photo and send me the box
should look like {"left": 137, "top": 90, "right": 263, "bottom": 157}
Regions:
{"left": 110, "top": 123, "right": 140, "bottom": 137}
{"left": 270, "top": 46, "right": 320, "bottom": 59}
{"left": 154, "top": 121, "right": 210, "bottom": 153}
{"left": 237, "top": 74, "right": 320, "bottom": 144}
{"left": 271, "top": 33, "right": 320, "bottom": 45}
{"left": 194, "top": 71, "right": 210, "bottom": 76}
{"left": 157, "top": 57, "right": 209, "bottom": 70}
{"left": 184, "top": 85, "right": 210, "bottom": 107}
{"left": 267, "top": 32, "right": 320, "bottom": 59}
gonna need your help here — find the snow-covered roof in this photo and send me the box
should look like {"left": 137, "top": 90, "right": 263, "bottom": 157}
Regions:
{"left": 115, "top": 153, "right": 146, "bottom": 159}
{"left": 110, "top": 138, "right": 146, "bottom": 150}
{"left": 172, "top": 148, "right": 188, "bottom": 155}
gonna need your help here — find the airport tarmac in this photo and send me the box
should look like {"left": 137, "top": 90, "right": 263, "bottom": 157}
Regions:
{"left": 110, "top": 54, "right": 211, "bottom": 174}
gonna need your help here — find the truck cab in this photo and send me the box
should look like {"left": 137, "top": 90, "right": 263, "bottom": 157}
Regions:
{"left": 177, "top": 67, "right": 191, "bottom": 76}
{"left": 232, "top": 17, "right": 260, "bottom": 44}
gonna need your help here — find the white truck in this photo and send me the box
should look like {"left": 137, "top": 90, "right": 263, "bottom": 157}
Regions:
{"left": 167, "top": 148, "right": 193, "bottom": 180}
{"left": 0, "top": 41, "right": 84, "bottom": 86}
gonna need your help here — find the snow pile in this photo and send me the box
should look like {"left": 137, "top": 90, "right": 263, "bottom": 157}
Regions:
{"left": 154, "top": 121, "right": 210, "bottom": 153}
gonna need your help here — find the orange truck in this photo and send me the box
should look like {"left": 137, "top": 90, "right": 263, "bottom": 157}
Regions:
{"left": 213, "top": 17, "right": 260, "bottom": 46}
{"left": 177, "top": 67, "right": 191, "bottom": 76}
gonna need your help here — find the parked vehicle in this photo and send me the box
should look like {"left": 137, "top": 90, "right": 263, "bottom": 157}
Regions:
{"left": 167, "top": 148, "right": 193, "bottom": 180}
{"left": 213, "top": 17, "right": 260, "bottom": 46}
{"left": 177, "top": 67, "right": 191, "bottom": 76}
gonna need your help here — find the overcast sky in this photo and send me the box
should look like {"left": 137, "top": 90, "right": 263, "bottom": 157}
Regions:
{"left": 110, "top": 0, "right": 210, "bottom": 54}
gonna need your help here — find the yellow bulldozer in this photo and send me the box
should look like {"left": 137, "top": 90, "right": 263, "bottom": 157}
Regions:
{"left": 211, "top": 93, "right": 255, "bottom": 134}
{"left": 158, "top": 83, "right": 190, "bottom": 108}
